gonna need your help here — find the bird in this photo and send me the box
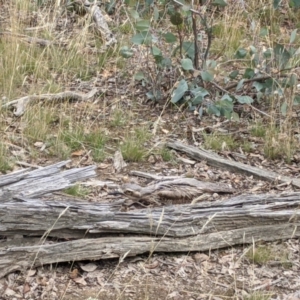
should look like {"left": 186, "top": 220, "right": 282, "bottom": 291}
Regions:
{"left": 115, "top": 178, "right": 235, "bottom": 205}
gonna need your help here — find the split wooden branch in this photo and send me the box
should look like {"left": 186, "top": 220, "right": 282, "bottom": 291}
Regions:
{"left": 0, "top": 191, "right": 300, "bottom": 278}
{"left": 2, "top": 88, "right": 99, "bottom": 116}
{"left": 166, "top": 140, "right": 300, "bottom": 188}
{"left": 0, "top": 160, "right": 96, "bottom": 200}
{"left": 1, "top": 159, "right": 300, "bottom": 279}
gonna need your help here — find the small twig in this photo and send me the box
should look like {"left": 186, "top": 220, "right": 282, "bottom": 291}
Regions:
{"left": 202, "top": 18, "right": 212, "bottom": 67}
{"left": 225, "top": 75, "right": 274, "bottom": 91}
{"left": 16, "top": 161, "right": 42, "bottom": 169}
{"left": 129, "top": 171, "right": 183, "bottom": 181}
{"left": 176, "top": 25, "right": 183, "bottom": 58}
{"left": 253, "top": 278, "right": 282, "bottom": 291}
{"left": 192, "top": 14, "right": 199, "bottom": 69}
{"left": 172, "top": 0, "right": 213, "bottom": 69}
{"left": 249, "top": 104, "right": 271, "bottom": 117}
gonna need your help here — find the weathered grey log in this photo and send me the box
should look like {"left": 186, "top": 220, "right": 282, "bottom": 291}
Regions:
{"left": 0, "top": 192, "right": 299, "bottom": 277}
{"left": 1, "top": 160, "right": 300, "bottom": 279}
{"left": 166, "top": 140, "right": 300, "bottom": 188}
{"left": 1, "top": 192, "right": 299, "bottom": 239}
{"left": 0, "top": 161, "right": 96, "bottom": 199}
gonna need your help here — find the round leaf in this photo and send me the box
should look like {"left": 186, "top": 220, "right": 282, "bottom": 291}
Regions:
{"left": 235, "top": 95, "right": 254, "bottom": 104}
{"left": 207, "top": 104, "right": 220, "bottom": 116}
{"left": 120, "top": 46, "right": 134, "bottom": 58}
{"left": 163, "top": 32, "right": 177, "bottom": 43}
{"left": 171, "top": 80, "right": 188, "bottom": 104}
{"left": 132, "top": 32, "right": 152, "bottom": 45}
{"left": 181, "top": 58, "right": 194, "bottom": 70}
{"left": 212, "top": 0, "right": 228, "bottom": 7}
{"left": 135, "top": 20, "right": 150, "bottom": 32}
{"left": 235, "top": 48, "right": 247, "bottom": 59}
{"left": 200, "top": 71, "right": 213, "bottom": 82}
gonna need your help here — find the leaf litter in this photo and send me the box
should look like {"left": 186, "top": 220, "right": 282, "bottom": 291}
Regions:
{"left": 1, "top": 0, "right": 300, "bottom": 299}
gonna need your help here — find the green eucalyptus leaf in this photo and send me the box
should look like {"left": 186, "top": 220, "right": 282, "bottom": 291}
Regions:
{"left": 274, "top": 43, "right": 291, "bottom": 68}
{"left": 243, "top": 68, "right": 255, "bottom": 79}
{"left": 105, "top": 0, "right": 116, "bottom": 14}
{"left": 236, "top": 79, "right": 245, "bottom": 91}
{"left": 198, "top": 106, "right": 204, "bottom": 118}
{"left": 132, "top": 32, "right": 152, "bottom": 45}
{"left": 134, "top": 72, "right": 146, "bottom": 81}
{"left": 235, "top": 95, "right": 254, "bottom": 104}
{"left": 206, "top": 60, "right": 217, "bottom": 69}
{"left": 191, "top": 87, "right": 209, "bottom": 105}
{"left": 253, "top": 81, "right": 264, "bottom": 92}
{"left": 231, "top": 111, "right": 240, "bottom": 121}
{"left": 223, "top": 109, "right": 232, "bottom": 119}
{"left": 163, "top": 32, "right": 177, "bottom": 43}
{"left": 221, "top": 94, "right": 234, "bottom": 101}
{"left": 294, "top": 47, "right": 300, "bottom": 55}
{"left": 216, "top": 102, "right": 233, "bottom": 118}
{"left": 161, "top": 57, "right": 172, "bottom": 67}
{"left": 218, "top": 99, "right": 233, "bottom": 110}
{"left": 294, "top": 95, "right": 300, "bottom": 104}
{"left": 212, "top": 0, "right": 228, "bottom": 7}
{"left": 229, "top": 70, "right": 239, "bottom": 79}
{"left": 290, "top": 29, "right": 297, "bottom": 44}
{"left": 146, "top": 91, "right": 155, "bottom": 100}
{"left": 290, "top": 0, "right": 300, "bottom": 8}
{"left": 129, "top": 8, "right": 140, "bottom": 20}
{"left": 192, "top": 96, "right": 204, "bottom": 105}
{"left": 201, "top": 71, "right": 213, "bottom": 82}
{"left": 260, "top": 27, "right": 269, "bottom": 37}
{"left": 135, "top": 20, "right": 150, "bottom": 32}
{"left": 151, "top": 46, "right": 161, "bottom": 56}
{"left": 153, "top": 6, "right": 159, "bottom": 21}
{"left": 273, "top": 0, "right": 280, "bottom": 9}
{"left": 191, "top": 87, "right": 209, "bottom": 97}
{"left": 289, "top": 74, "right": 298, "bottom": 86}
{"left": 182, "top": 41, "right": 195, "bottom": 59}
{"left": 171, "top": 79, "right": 188, "bottom": 103}
{"left": 120, "top": 46, "right": 134, "bottom": 58}
{"left": 235, "top": 48, "right": 247, "bottom": 58}
{"left": 207, "top": 104, "right": 220, "bottom": 116}
{"left": 281, "top": 101, "right": 287, "bottom": 115}
{"left": 249, "top": 46, "right": 257, "bottom": 55}
{"left": 263, "top": 48, "right": 272, "bottom": 58}
{"left": 181, "top": 58, "right": 194, "bottom": 70}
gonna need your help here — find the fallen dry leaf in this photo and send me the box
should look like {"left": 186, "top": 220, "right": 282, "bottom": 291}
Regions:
{"left": 73, "top": 277, "right": 87, "bottom": 286}
{"left": 79, "top": 263, "right": 98, "bottom": 272}
{"left": 69, "top": 268, "right": 79, "bottom": 279}
{"left": 23, "top": 282, "right": 30, "bottom": 294}
{"left": 71, "top": 150, "right": 85, "bottom": 157}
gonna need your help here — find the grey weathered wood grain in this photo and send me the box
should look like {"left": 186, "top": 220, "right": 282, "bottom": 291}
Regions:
{"left": 0, "top": 192, "right": 299, "bottom": 277}
{"left": 166, "top": 140, "right": 300, "bottom": 188}
{"left": 1, "top": 160, "right": 300, "bottom": 278}
{"left": 0, "top": 192, "right": 299, "bottom": 239}
{"left": 0, "top": 162, "right": 96, "bottom": 199}
{"left": 0, "top": 220, "right": 299, "bottom": 278}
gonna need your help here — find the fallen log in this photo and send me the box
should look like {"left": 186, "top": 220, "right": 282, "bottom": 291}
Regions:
{"left": 166, "top": 140, "right": 300, "bottom": 188}
{"left": 1, "top": 190, "right": 300, "bottom": 278}
{"left": 0, "top": 160, "right": 96, "bottom": 199}
{"left": 1, "top": 160, "right": 300, "bottom": 278}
